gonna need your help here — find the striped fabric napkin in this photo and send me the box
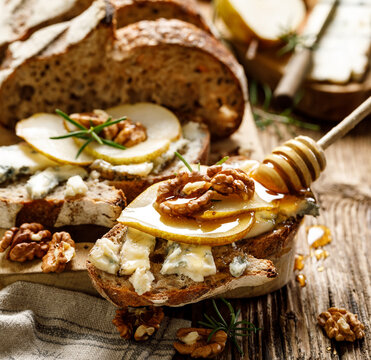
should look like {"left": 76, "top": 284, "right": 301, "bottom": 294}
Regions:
{"left": 0, "top": 281, "right": 190, "bottom": 360}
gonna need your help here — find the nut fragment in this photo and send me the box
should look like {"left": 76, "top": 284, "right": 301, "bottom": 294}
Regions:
{"left": 318, "top": 307, "right": 365, "bottom": 342}
{"left": 41, "top": 232, "right": 75, "bottom": 273}
{"left": 70, "top": 110, "right": 147, "bottom": 147}
{"left": 174, "top": 328, "right": 227, "bottom": 358}
{"left": 155, "top": 165, "right": 254, "bottom": 218}
{"left": 112, "top": 306, "right": 164, "bottom": 341}
{"left": 0, "top": 223, "right": 51, "bottom": 262}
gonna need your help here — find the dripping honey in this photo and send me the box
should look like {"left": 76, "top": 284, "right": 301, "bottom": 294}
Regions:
{"left": 307, "top": 225, "right": 332, "bottom": 248}
{"left": 294, "top": 254, "right": 305, "bottom": 271}
{"left": 296, "top": 274, "right": 306, "bottom": 287}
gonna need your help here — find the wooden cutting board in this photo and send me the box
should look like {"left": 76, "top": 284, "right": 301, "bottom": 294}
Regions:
{"left": 0, "top": 105, "right": 265, "bottom": 295}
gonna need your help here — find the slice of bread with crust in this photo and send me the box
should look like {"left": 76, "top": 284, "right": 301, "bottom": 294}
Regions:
{"left": 0, "top": 1, "right": 246, "bottom": 138}
{"left": 86, "top": 223, "right": 301, "bottom": 307}
{"left": 112, "top": 0, "right": 209, "bottom": 31}
{"left": 0, "top": 179, "right": 126, "bottom": 229}
{"left": 0, "top": 0, "right": 94, "bottom": 61}
{"left": 94, "top": 121, "right": 210, "bottom": 203}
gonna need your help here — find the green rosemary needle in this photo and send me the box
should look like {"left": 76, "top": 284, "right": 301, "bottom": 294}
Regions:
{"left": 199, "top": 298, "right": 260, "bottom": 356}
{"left": 50, "top": 109, "right": 128, "bottom": 158}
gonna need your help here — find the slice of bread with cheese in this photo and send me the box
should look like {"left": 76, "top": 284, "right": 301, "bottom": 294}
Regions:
{"left": 86, "top": 156, "right": 316, "bottom": 307}
{"left": 0, "top": 0, "right": 246, "bottom": 138}
{"left": 86, "top": 221, "right": 300, "bottom": 307}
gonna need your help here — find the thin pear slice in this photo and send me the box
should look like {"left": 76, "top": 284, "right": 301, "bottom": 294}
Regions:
{"left": 217, "top": 0, "right": 306, "bottom": 45}
{"left": 16, "top": 113, "right": 93, "bottom": 165}
{"left": 118, "top": 181, "right": 255, "bottom": 246}
{"left": 66, "top": 103, "right": 182, "bottom": 165}
{"left": 194, "top": 192, "right": 277, "bottom": 221}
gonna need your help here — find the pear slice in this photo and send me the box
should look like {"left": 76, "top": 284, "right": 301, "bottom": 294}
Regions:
{"left": 194, "top": 192, "right": 277, "bottom": 221}
{"left": 16, "top": 113, "right": 94, "bottom": 165}
{"left": 66, "top": 103, "right": 182, "bottom": 165}
{"left": 217, "top": 0, "right": 306, "bottom": 45}
{"left": 118, "top": 181, "right": 255, "bottom": 246}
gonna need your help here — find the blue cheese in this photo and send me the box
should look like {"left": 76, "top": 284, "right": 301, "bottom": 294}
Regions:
{"left": 229, "top": 256, "right": 249, "bottom": 277}
{"left": 161, "top": 242, "right": 216, "bottom": 282}
{"left": 0, "top": 143, "right": 57, "bottom": 184}
{"left": 129, "top": 267, "right": 155, "bottom": 295}
{"left": 119, "top": 228, "right": 156, "bottom": 275}
{"left": 65, "top": 175, "right": 88, "bottom": 197}
{"left": 88, "top": 237, "right": 120, "bottom": 274}
{"left": 26, "top": 165, "right": 87, "bottom": 199}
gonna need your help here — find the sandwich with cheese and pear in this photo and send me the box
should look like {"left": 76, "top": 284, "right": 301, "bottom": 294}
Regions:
{"left": 87, "top": 156, "right": 318, "bottom": 307}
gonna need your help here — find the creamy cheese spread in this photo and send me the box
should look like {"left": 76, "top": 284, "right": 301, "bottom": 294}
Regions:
{"left": 119, "top": 228, "right": 156, "bottom": 275}
{"left": 161, "top": 242, "right": 216, "bottom": 282}
{"left": 65, "top": 175, "right": 88, "bottom": 197}
{"left": 88, "top": 237, "right": 120, "bottom": 274}
{"left": 129, "top": 267, "right": 155, "bottom": 295}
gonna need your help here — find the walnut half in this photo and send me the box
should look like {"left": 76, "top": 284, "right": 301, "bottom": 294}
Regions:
{"left": 318, "top": 307, "right": 365, "bottom": 342}
{"left": 113, "top": 307, "right": 164, "bottom": 341}
{"left": 174, "top": 328, "right": 227, "bottom": 358}
{"left": 41, "top": 232, "right": 75, "bottom": 273}
{"left": 0, "top": 223, "right": 51, "bottom": 262}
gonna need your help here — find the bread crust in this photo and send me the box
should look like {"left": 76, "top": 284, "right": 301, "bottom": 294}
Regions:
{"left": 86, "top": 219, "right": 301, "bottom": 307}
{"left": 112, "top": 0, "right": 209, "bottom": 31}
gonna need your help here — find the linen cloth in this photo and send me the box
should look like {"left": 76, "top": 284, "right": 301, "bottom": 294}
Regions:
{"left": 0, "top": 281, "right": 190, "bottom": 360}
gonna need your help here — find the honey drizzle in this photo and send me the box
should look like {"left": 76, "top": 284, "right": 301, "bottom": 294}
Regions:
{"left": 296, "top": 274, "right": 306, "bottom": 287}
{"left": 294, "top": 254, "right": 305, "bottom": 271}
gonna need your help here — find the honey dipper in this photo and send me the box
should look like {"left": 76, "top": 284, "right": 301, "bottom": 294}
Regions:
{"left": 252, "top": 97, "right": 371, "bottom": 193}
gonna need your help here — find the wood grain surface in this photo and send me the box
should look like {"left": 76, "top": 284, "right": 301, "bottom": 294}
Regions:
{"left": 172, "top": 119, "right": 371, "bottom": 360}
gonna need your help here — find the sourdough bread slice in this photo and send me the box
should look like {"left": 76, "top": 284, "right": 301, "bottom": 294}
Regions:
{"left": 86, "top": 223, "right": 293, "bottom": 307}
{"left": 0, "top": 179, "right": 126, "bottom": 229}
{"left": 112, "top": 0, "right": 209, "bottom": 31}
{"left": 93, "top": 121, "right": 210, "bottom": 203}
{"left": 0, "top": 0, "right": 94, "bottom": 61}
{"left": 0, "top": 6, "right": 246, "bottom": 138}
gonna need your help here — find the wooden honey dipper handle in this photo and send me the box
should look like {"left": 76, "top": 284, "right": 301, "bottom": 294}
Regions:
{"left": 318, "top": 96, "right": 371, "bottom": 150}
{"left": 252, "top": 97, "right": 371, "bottom": 193}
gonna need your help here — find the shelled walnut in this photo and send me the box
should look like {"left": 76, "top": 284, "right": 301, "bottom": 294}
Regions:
{"left": 0, "top": 223, "right": 51, "bottom": 262}
{"left": 318, "top": 307, "right": 365, "bottom": 342}
{"left": 174, "top": 328, "right": 227, "bottom": 358}
{"left": 41, "top": 232, "right": 75, "bottom": 273}
{"left": 70, "top": 110, "right": 147, "bottom": 147}
{"left": 155, "top": 165, "right": 254, "bottom": 217}
{"left": 112, "top": 306, "right": 164, "bottom": 341}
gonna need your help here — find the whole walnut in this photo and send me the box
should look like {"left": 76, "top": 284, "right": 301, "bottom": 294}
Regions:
{"left": 113, "top": 307, "right": 164, "bottom": 341}
{"left": 41, "top": 232, "right": 75, "bottom": 273}
{"left": 0, "top": 223, "right": 51, "bottom": 262}
{"left": 318, "top": 307, "right": 365, "bottom": 342}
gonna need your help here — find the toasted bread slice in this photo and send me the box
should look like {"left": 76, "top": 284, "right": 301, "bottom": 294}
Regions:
{"left": 93, "top": 121, "right": 210, "bottom": 203}
{"left": 85, "top": 222, "right": 303, "bottom": 307}
{"left": 113, "top": 0, "right": 209, "bottom": 31}
{"left": 0, "top": 1, "right": 246, "bottom": 138}
{"left": 0, "top": 179, "right": 126, "bottom": 229}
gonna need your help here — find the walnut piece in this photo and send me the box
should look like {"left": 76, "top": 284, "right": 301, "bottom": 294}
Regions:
{"left": 70, "top": 110, "right": 147, "bottom": 147}
{"left": 174, "top": 328, "right": 227, "bottom": 358}
{"left": 318, "top": 307, "right": 365, "bottom": 342}
{"left": 41, "top": 232, "right": 75, "bottom": 273}
{"left": 112, "top": 306, "right": 164, "bottom": 341}
{"left": 0, "top": 223, "right": 51, "bottom": 262}
{"left": 155, "top": 165, "right": 254, "bottom": 218}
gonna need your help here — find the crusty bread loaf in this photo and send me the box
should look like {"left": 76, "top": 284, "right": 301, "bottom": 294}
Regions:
{"left": 94, "top": 121, "right": 210, "bottom": 203}
{"left": 112, "top": 0, "right": 209, "bottom": 31}
{"left": 0, "top": 179, "right": 126, "bottom": 229}
{"left": 0, "top": 2, "right": 246, "bottom": 138}
{"left": 0, "top": 0, "right": 94, "bottom": 61}
{"left": 86, "top": 223, "right": 285, "bottom": 307}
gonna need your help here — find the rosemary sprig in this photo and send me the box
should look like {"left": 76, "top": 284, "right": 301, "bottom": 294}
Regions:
{"left": 174, "top": 151, "right": 193, "bottom": 172}
{"left": 215, "top": 156, "right": 229, "bottom": 166}
{"left": 277, "top": 30, "right": 312, "bottom": 57}
{"left": 199, "top": 298, "right": 260, "bottom": 356}
{"left": 51, "top": 109, "right": 128, "bottom": 158}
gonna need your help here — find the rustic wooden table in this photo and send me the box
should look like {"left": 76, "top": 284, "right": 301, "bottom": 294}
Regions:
{"left": 172, "top": 115, "right": 371, "bottom": 360}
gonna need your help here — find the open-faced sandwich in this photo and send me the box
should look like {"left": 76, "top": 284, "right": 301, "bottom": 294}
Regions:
{"left": 87, "top": 156, "right": 319, "bottom": 307}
